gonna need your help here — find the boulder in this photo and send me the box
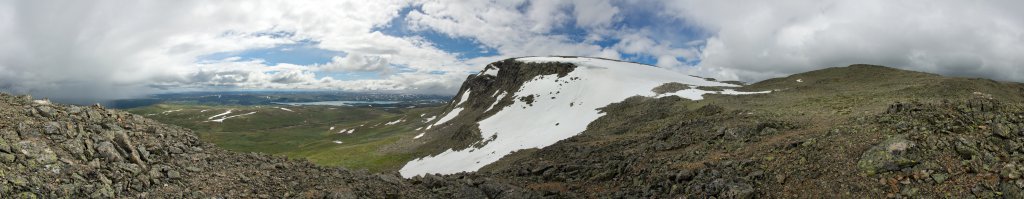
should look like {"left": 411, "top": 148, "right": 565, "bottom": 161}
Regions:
{"left": 857, "top": 136, "right": 919, "bottom": 175}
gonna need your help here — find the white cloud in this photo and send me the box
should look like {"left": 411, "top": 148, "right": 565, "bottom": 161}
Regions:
{"left": 663, "top": 0, "right": 1024, "bottom": 82}
{"left": 317, "top": 54, "right": 392, "bottom": 72}
{"left": 0, "top": 0, "right": 468, "bottom": 103}
{"left": 2, "top": 0, "right": 1023, "bottom": 103}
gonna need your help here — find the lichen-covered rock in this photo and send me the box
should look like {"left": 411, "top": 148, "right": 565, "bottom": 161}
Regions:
{"left": 858, "top": 136, "right": 918, "bottom": 175}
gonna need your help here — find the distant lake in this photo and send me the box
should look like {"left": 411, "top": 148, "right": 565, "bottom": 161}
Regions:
{"left": 272, "top": 101, "right": 401, "bottom": 106}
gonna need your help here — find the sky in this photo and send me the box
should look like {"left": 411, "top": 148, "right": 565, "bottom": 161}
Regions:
{"left": 0, "top": 0, "right": 1022, "bottom": 104}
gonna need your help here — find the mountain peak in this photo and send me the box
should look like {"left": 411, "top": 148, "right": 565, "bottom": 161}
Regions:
{"left": 400, "top": 56, "right": 769, "bottom": 177}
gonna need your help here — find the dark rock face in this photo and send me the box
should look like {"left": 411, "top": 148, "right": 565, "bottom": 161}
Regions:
{"left": 413, "top": 58, "right": 578, "bottom": 153}
{"left": 0, "top": 93, "right": 539, "bottom": 198}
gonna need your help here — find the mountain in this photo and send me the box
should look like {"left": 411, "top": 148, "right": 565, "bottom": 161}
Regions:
{"left": 400, "top": 56, "right": 768, "bottom": 177}
{"left": 6, "top": 56, "right": 1024, "bottom": 198}
{"left": 0, "top": 94, "right": 540, "bottom": 198}
{"left": 399, "top": 57, "right": 1024, "bottom": 198}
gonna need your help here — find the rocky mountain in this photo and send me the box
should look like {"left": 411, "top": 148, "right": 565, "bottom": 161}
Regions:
{"left": 400, "top": 56, "right": 767, "bottom": 177}
{"left": 7, "top": 56, "right": 1024, "bottom": 198}
{"left": 400, "top": 57, "right": 1024, "bottom": 198}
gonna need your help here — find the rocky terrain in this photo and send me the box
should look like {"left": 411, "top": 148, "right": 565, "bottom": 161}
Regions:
{"left": 7, "top": 56, "right": 1024, "bottom": 198}
{"left": 470, "top": 63, "right": 1024, "bottom": 198}
{"left": 405, "top": 59, "right": 1024, "bottom": 198}
{"left": 0, "top": 93, "right": 539, "bottom": 198}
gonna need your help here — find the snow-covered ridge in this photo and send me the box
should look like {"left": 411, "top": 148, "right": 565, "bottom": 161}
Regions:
{"left": 400, "top": 56, "right": 769, "bottom": 178}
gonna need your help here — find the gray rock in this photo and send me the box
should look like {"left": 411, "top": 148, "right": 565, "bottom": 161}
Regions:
{"left": 167, "top": 170, "right": 182, "bottom": 179}
{"left": 723, "top": 183, "right": 754, "bottom": 199}
{"left": 95, "top": 141, "right": 124, "bottom": 162}
{"left": 377, "top": 174, "right": 402, "bottom": 185}
{"left": 675, "top": 169, "right": 695, "bottom": 182}
{"left": 137, "top": 145, "right": 150, "bottom": 162}
{"left": 0, "top": 153, "right": 15, "bottom": 163}
{"left": 35, "top": 106, "right": 55, "bottom": 118}
{"left": 993, "top": 123, "right": 1016, "bottom": 139}
{"left": 67, "top": 106, "right": 82, "bottom": 114}
{"left": 931, "top": 173, "right": 949, "bottom": 184}
{"left": 1003, "top": 164, "right": 1021, "bottom": 180}
{"left": 16, "top": 122, "right": 40, "bottom": 138}
{"left": 857, "top": 136, "right": 918, "bottom": 175}
{"left": 168, "top": 146, "right": 184, "bottom": 154}
{"left": 0, "top": 139, "right": 11, "bottom": 153}
{"left": 44, "top": 121, "right": 62, "bottom": 135}
{"left": 149, "top": 167, "right": 164, "bottom": 179}
{"left": 17, "top": 140, "right": 57, "bottom": 164}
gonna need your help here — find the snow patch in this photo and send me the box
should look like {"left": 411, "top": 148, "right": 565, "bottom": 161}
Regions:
{"left": 454, "top": 90, "right": 472, "bottom": 106}
{"left": 385, "top": 119, "right": 405, "bottom": 125}
{"left": 210, "top": 111, "right": 257, "bottom": 122}
{"left": 336, "top": 129, "right": 355, "bottom": 134}
{"left": 657, "top": 89, "right": 769, "bottom": 100}
{"left": 480, "top": 67, "right": 499, "bottom": 76}
{"left": 796, "top": 79, "right": 803, "bottom": 83}
{"left": 208, "top": 110, "right": 233, "bottom": 120}
{"left": 31, "top": 99, "right": 51, "bottom": 105}
{"left": 414, "top": 133, "right": 425, "bottom": 139}
{"left": 333, "top": 140, "right": 344, "bottom": 144}
{"left": 400, "top": 57, "right": 769, "bottom": 178}
{"left": 485, "top": 92, "right": 507, "bottom": 112}
{"left": 279, "top": 107, "right": 294, "bottom": 112}
{"left": 431, "top": 107, "right": 464, "bottom": 127}
{"left": 160, "top": 109, "right": 183, "bottom": 115}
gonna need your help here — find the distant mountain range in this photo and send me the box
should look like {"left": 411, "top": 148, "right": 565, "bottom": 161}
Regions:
{"left": 105, "top": 91, "right": 452, "bottom": 109}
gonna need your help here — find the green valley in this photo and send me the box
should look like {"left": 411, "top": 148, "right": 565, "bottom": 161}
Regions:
{"left": 127, "top": 103, "right": 439, "bottom": 172}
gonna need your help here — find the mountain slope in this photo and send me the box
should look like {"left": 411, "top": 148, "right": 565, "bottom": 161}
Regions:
{"left": 400, "top": 56, "right": 768, "bottom": 177}
{"left": 471, "top": 64, "right": 1024, "bottom": 198}
{"left": 0, "top": 94, "right": 539, "bottom": 198}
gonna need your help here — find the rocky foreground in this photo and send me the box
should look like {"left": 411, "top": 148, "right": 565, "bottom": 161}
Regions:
{"left": 7, "top": 61, "right": 1024, "bottom": 198}
{"left": 0, "top": 93, "right": 539, "bottom": 198}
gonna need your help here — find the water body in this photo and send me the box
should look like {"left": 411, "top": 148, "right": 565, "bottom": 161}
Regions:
{"left": 272, "top": 101, "right": 401, "bottom": 106}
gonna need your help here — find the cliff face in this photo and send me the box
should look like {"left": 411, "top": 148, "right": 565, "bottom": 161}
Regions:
{"left": 0, "top": 93, "right": 538, "bottom": 198}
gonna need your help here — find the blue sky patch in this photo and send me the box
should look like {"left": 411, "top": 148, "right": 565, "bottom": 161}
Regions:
{"left": 375, "top": 6, "right": 499, "bottom": 59}
{"left": 198, "top": 40, "right": 344, "bottom": 66}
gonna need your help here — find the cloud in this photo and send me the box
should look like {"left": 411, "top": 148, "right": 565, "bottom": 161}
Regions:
{"left": 2, "top": 0, "right": 1023, "bottom": 104}
{"left": 270, "top": 70, "right": 317, "bottom": 84}
{"left": 0, "top": 0, "right": 466, "bottom": 103}
{"left": 316, "top": 54, "right": 392, "bottom": 72}
{"left": 663, "top": 0, "right": 1024, "bottom": 82}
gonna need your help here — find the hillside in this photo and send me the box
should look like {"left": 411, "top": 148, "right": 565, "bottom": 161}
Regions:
{"left": 6, "top": 56, "right": 1024, "bottom": 198}
{"left": 0, "top": 94, "right": 539, "bottom": 198}
{"left": 401, "top": 57, "right": 1024, "bottom": 198}
{"left": 477, "top": 64, "right": 1024, "bottom": 198}
{"left": 126, "top": 104, "right": 437, "bottom": 172}
{"left": 399, "top": 56, "right": 768, "bottom": 177}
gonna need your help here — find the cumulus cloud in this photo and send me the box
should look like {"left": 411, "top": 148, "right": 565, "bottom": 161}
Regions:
{"left": 316, "top": 54, "right": 392, "bottom": 72}
{"left": 1, "top": 0, "right": 1023, "bottom": 103}
{"left": 663, "top": 0, "right": 1024, "bottom": 82}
